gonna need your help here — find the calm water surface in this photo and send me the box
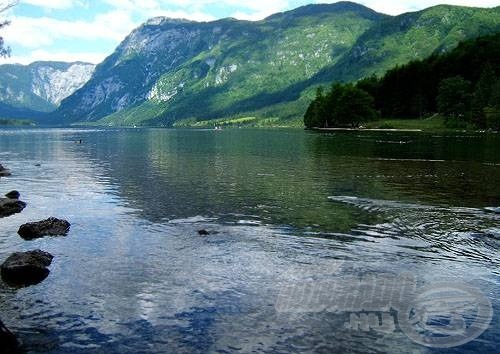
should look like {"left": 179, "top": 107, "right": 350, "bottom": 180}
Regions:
{"left": 0, "top": 128, "right": 498, "bottom": 353}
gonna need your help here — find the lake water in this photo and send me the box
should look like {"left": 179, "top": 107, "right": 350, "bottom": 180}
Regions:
{"left": 0, "top": 128, "right": 498, "bottom": 353}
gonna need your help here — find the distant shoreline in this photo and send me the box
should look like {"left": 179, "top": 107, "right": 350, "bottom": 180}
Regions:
{"left": 313, "top": 127, "right": 423, "bottom": 132}
{"left": 0, "top": 119, "right": 36, "bottom": 127}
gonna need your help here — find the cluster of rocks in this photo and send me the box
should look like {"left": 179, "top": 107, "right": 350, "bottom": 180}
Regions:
{"left": 0, "top": 163, "right": 71, "bottom": 352}
{"left": 1, "top": 197, "right": 70, "bottom": 286}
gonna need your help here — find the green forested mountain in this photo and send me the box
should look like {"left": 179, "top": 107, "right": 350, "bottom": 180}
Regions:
{"left": 318, "top": 5, "right": 500, "bottom": 81}
{"left": 304, "top": 33, "right": 500, "bottom": 129}
{"left": 48, "top": 2, "right": 500, "bottom": 126}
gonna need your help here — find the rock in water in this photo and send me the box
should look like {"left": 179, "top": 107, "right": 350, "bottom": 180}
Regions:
{"left": 198, "top": 229, "right": 210, "bottom": 236}
{"left": 1, "top": 250, "right": 53, "bottom": 287}
{"left": 0, "top": 163, "right": 11, "bottom": 177}
{"left": 485, "top": 207, "right": 500, "bottom": 214}
{"left": 5, "top": 191, "right": 20, "bottom": 199}
{"left": 0, "top": 198, "right": 27, "bottom": 218}
{"left": 0, "top": 319, "right": 20, "bottom": 354}
{"left": 18, "top": 217, "right": 70, "bottom": 240}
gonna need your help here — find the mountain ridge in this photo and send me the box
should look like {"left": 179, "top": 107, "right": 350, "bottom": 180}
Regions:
{"left": 56, "top": 2, "right": 389, "bottom": 124}
{"left": 0, "top": 61, "right": 95, "bottom": 114}
{"left": 2, "top": 2, "right": 499, "bottom": 126}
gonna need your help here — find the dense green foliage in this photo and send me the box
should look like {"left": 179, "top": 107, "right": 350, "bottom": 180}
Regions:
{"left": 53, "top": 2, "right": 500, "bottom": 127}
{"left": 304, "top": 84, "right": 377, "bottom": 128}
{"left": 437, "top": 76, "right": 472, "bottom": 120}
{"left": 307, "top": 32, "right": 500, "bottom": 129}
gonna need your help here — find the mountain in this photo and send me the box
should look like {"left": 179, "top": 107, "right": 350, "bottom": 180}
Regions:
{"left": 0, "top": 61, "right": 95, "bottom": 116}
{"left": 304, "top": 32, "right": 500, "bottom": 129}
{"left": 317, "top": 4, "right": 500, "bottom": 81}
{"left": 52, "top": 2, "right": 500, "bottom": 126}
{"left": 0, "top": 101, "right": 48, "bottom": 120}
{"left": 56, "top": 2, "right": 385, "bottom": 125}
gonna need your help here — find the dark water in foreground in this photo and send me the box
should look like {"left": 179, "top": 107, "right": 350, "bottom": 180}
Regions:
{"left": 0, "top": 128, "right": 498, "bottom": 353}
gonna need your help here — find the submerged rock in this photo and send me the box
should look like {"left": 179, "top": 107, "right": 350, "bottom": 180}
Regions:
{"left": 5, "top": 191, "right": 20, "bottom": 199}
{"left": 0, "top": 163, "right": 11, "bottom": 177}
{"left": 0, "top": 319, "right": 20, "bottom": 354}
{"left": 1, "top": 250, "right": 53, "bottom": 287}
{"left": 0, "top": 198, "right": 27, "bottom": 218}
{"left": 197, "top": 229, "right": 219, "bottom": 236}
{"left": 18, "top": 217, "right": 70, "bottom": 240}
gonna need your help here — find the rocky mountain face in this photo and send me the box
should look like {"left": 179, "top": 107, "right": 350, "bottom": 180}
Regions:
{"left": 32, "top": 2, "right": 500, "bottom": 125}
{"left": 0, "top": 61, "right": 95, "bottom": 114}
{"left": 56, "top": 2, "right": 385, "bottom": 125}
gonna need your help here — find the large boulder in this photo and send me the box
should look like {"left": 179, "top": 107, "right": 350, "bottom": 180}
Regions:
{"left": 1, "top": 250, "right": 53, "bottom": 287}
{"left": 0, "top": 163, "right": 11, "bottom": 177}
{"left": 0, "top": 319, "right": 20, "bottom": 354}
{"left": 0, "top": 198, "right": 26, "bottom": 218}
{"left": 18, "top": 217, "right": 70, "bottom": 240}
{"left": 5, "top": 191, "right": 20, "bottom": 199}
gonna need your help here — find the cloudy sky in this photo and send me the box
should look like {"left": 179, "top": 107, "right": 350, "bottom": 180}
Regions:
{"left": 1, "top": 0, "right": 499, "bottom": 65}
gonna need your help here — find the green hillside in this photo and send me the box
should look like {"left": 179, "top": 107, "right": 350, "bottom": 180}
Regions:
{"left": 304, "top": 32, "right": 500, "bottom": 130}
{"left": 53, "top": 2, "right": 500, "bottom": 127}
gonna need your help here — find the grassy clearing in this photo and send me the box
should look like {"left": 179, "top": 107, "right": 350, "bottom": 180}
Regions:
{"left": 173, "top": 116, "right": 303, "bottom": 128}
{"left": 364, "top": 116, "right": 449, "bottom": 131}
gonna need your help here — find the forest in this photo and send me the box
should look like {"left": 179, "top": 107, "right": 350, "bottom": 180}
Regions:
{"left": 304, "top": 32, "right": 500, "bottom": 130}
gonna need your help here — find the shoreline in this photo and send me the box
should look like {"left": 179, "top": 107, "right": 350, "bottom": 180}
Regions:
{"left": 313, "top": 127, "right": 423, "bottom": 132}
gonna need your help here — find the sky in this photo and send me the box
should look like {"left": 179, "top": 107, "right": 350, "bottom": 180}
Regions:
{"left": 1, "top": 0, "right": 499, "bottom": 65}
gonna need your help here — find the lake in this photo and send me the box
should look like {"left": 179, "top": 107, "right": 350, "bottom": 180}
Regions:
{"left": 0, "top": 128, "right": 499, "bottom": 353}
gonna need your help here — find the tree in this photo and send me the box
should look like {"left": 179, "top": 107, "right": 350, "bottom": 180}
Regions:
{"left": 0, "top": 1, "right": 18, "bottom": 58}
{"left": 304, "top": 86, "right": 327, "bottom": 128}
{"left": 472, "top": 63, "right": 497, "bottom": 127}
{"left": 334, "top": 85, "right": 378, "bottom": 127}
{"left": 484, "top": 80, "right": 500, "bottom": 130}
{"left": 304, "top": 83, "right": 378, "bottom": 128}
{"left": 437, "top": 76, "right": 472, "bottom": 121}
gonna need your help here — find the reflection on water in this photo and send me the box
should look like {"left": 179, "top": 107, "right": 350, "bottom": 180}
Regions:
{"left": 0, "top": 128, "right": 498, "bottom": 353}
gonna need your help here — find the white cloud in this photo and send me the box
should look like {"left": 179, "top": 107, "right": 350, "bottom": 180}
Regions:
{"left": 4, "top": 10, "right": 136, "bottom": 48}
{"left": 21, "top": 0, "right": 76, "bottom": 9}
{"left": 4, "top": 0, "right": 500, "bottom": 65}
{"left": 144, "top": 9, "right": 216, "bottom": 22}
{"left": 3, "top": 49, "right": 106, "bottom": 64}
{"left": 230, "top": 0, "right": 290, "bottom": 20}
{"left": 102, "top": 0, "right": 290, "bottom": 20}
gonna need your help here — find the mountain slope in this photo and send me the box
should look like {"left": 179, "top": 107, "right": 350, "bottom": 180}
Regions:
{"left": 322, "top": 4, "right": 500, "bottom": 81}
{"left": 56, "top": 2, "right": 385, "bottom": 125}
{"left": 0, "top": 61, "right": 95, "bottom": 113}
{"left": 0, "top": 101, "right": 48, "bottom": 120}
{"left": 56, "top": 2, "right": 500, "bottom": 127}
